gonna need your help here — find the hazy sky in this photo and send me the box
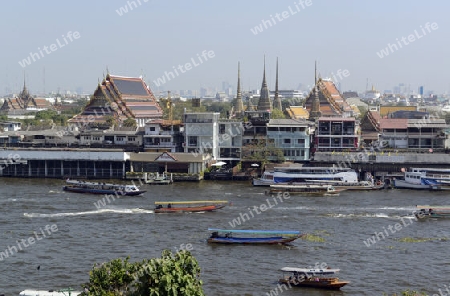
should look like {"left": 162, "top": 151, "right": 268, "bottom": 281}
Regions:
{"left": 2, "top": 0, "right": 450, "bottom": 96}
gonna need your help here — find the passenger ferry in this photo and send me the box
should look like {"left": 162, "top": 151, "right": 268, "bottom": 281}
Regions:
{"left": 272, "top": 166, "right": 358, "bottom": 184}
{"left": 393, "top": 168, "right": 450, "bottom": 190}
{"left": 63, "top": 179, "right": 146, "bottom": 196}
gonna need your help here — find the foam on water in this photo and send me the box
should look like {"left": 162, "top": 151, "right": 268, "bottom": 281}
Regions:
{"left": 23, "top": 208, "right": 154, "bottom": 218}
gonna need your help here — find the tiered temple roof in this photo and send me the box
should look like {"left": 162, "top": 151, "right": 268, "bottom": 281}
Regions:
{"left": 68, "top": 74, "right": 162, "bottom": 128}
{"left": 304, "top": 78, "right": 352, "bottom": 117}
{"left": 0, "top": 82, "right": 53, "bottom": 115}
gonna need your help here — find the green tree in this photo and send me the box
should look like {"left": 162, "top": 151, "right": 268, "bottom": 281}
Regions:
{"left": 242, "top": 140, "right": 285, "bottom": 166}
{"left": 104, "top": 115, "right": 117, "bottom": 128}
{"left": 81, "top": 250, "right": 205, "bottom": 296}
{"left": 123, "top": 117, "right": 137, "bottom": 128}
{"left": 270, "top": 108, "right": 287, "bottom": 119}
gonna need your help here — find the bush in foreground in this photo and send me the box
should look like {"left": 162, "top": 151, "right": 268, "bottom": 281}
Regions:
{"left": 81, "top": 250, "right": 204, "bottom": 296}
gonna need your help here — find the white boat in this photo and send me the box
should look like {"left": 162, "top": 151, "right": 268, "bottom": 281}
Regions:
{"left": 393, "top": 168, "right": 450, "bottom": 190}
{"left": 272, "top": 166, "right": 358, "bottom": 184}
{"left": 252, "top": 171, "right": 275, "bottom": 186}
{"left": 20, "top": 289, "right": 81, "bottom": 296}
{"left": 442, "top": 105, "right": 450, "bottom": 113}
{"left": 267, "top": 184, "right": 341, "bottom": 196}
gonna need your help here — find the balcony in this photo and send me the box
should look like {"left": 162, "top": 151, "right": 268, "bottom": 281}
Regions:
{"left": 144, "top": 143, "right": 177, "bottom": 148}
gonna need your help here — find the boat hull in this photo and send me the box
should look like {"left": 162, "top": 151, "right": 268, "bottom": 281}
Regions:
{"left": 394, "top": 179, "right": 450, "bottom": 190}
{"left": 154, "top": 204, "right": 225, "bottom": 213}
{"left": 414, "top": 211, "right": 450, "bottom": 220}
{"left": 252, "top": 178, "right": 274, "bottom": 186}
{"left": 279, "top": 278, "right": 349, "bottom": 290}
{"left": 20, "top": 290, "right": 81, "bottom": 296}
{"left": 268, "top": 185, "right": 341, "bottom": 196}
{"left": 63, "top": 186, "right": 145, "bottom": 196}
{"left": 334, "top": 184, "right": 385, "bottom": 191}
{"left": 207, "top": 235, "right": 299, "bottom": 244}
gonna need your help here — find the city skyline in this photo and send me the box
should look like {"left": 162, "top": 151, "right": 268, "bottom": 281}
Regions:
{"left": 2, "top": 0, "right": 450, "bottom": 96}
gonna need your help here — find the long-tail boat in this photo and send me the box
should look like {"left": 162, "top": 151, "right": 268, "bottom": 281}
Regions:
{"left": 153, "top": 201, "right": 228, "bottom": 213}
{"left": 414, "top": 205, "right": 450, "bottom": 219}
{"left": 207, "top": 229, "right": 302, "bottom": 244}
{"left": 278, "top": 267, "right": 349, "bottom": 290}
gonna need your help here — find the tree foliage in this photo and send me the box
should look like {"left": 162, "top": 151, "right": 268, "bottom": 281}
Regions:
{"left": 80, "top": 250, "right": 204, "bottom": 296}
{"left": 270, "top": 108, "right": 287, "bottom": 119}
{"left": 242, "top": 140, "right": 285, "bottom": 164}
{"left": 104, "top": 115, "right": 117, "bottom": 128}
{"left": 123, "top": 118, "right": 137, "bottom": 128}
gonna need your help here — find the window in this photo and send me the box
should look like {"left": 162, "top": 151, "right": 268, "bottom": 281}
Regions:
{"left": 128, "top": 136, "right": 136, "bottom": 141}
{"left": 284, "top": 139, "right": 291, "bottom": 144}
{"left": 149, "top": 127, "right": 156, "bottom": 131}
{"left": 188, "top": 136, "right": 198, "bottom": 146}
{"left": 93, "top": 137, "right": 100, "bottom": 141}
{"left": 83, "top": 136, "right": 90, "bottom": 140}
{"left": 219, "top": 124, "right": 225, "bottom": 134}
{"left": 297, "top": 139, "right": 305, "bottom": 145}
{"left": 116, "top": 137, "right": 125, "bottom": 141}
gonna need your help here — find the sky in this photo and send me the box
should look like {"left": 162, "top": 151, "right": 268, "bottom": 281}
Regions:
{"left": 2, "top": 0, "right": 450, "bottom": 96}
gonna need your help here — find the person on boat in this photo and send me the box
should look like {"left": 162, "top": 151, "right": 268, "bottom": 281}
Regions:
{"left": 429, "top": 208, "right": 434, "bottom": 215}
{"left": 156, "top": 204, "right": 163, "bottom": 209}
{"left": 168, "top": 203, "right": 172, "bottom": 208}
{"left": 211, "top": 231, "right": 218, "bottom": 238}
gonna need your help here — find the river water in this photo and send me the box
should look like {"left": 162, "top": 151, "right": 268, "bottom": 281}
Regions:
{"left": 1, "top": 178, "right": 449, "bottom": 296}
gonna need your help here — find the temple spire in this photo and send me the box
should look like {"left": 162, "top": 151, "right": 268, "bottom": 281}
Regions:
{"left": 275, "top": 57, "right": 282, "bottom": 110}
{"left": 309, "top": 61, "right": 322, "bottom": 121}
{"left": 314, "top": 60, "right": 317, "bottom": 85}
{"left": 257, "top": 55, "right": 272, "bottom": 111}
{"left": 234, "top": 61, "right": 244, "bottom": 116}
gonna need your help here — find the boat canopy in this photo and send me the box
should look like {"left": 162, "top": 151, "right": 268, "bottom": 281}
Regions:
{"left": 280, "top": 267, "right": 340, "bottom": 275}
{"left": 155, "top": 201, "right": 228, "bottom": 205}
{"left": 208, "top": 228, "right": 300, "bottom": 235}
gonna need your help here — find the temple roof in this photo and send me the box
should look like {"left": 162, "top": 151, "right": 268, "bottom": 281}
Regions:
{"left": 69, "top": 73, "right": 162, "bottom": 127}
{"left": 304, "top": 78, "right": 352, "bottom": 116}
{"left": 286, "top": 106, "right": 309, "bottom": 120}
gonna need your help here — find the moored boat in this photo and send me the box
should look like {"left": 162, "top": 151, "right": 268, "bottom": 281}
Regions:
{"left": 278, "top": 267, "right": 349, "bottom": 290}
{"left": 145, "top": 172, "right": 173, "bottom": 185}
{"left": 393, "top": 168, "right": 450, "bottom": 190}
{"left": 207, "top": 229, "right": 302, "bottom": 244}
{"left": 272, "top": 166, "right": 358, "bottom": 184}
{"left": 267, "top": 184, "right": 341, "bottom": 196}
{"left": 63, "top": 179, "right": 146, "bottom": 196}
{"left": 154, "top": 201, "right": 228, "bottom": 213}
{"left": 334, "top": 180, "right": 385, "bottom": 191}
{"left": 252, "top": 171, "right": 275, "bottom": 186}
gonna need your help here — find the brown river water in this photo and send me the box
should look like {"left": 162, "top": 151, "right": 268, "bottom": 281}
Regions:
{"left": 1, "top": 178, "right": 449, "bottom": 295}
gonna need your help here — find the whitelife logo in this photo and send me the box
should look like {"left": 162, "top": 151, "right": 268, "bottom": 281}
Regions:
{"left": 376, "top": 22, "right": 438, "bottom": 59}
{"left": 0, "top": 224, "right": 58, "bottom": 261}
{"left": 18, "top": 31, "right": 81, "bottom": 68}
{"left": 116, "top": 0, "right": 151, "bottom": 16}
{"left": 250, "top": 0, "right": 312, "bottom": 35}
{"left": 152, "top": 50, "right": 215, "bottom": 87}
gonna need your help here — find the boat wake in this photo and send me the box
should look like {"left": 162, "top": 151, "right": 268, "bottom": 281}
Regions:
{"left": 327, "top": 213, "right": 390, "bottom": 218}
{"left": 24, "top": 208, "right": 153, "bottom": 218}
